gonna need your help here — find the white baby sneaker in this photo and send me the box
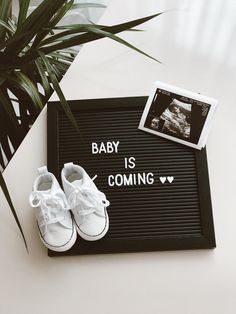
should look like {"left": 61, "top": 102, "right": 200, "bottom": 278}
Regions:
{"left": 61, "top": 162, "right": 110, "bottom": 241}
{"left": 29, "top": 166, "right": 77, "bottom": 252}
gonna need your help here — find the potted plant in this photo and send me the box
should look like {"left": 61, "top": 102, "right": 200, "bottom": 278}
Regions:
{"left": 0, "top": 0, "right": 161, "bottom": 249}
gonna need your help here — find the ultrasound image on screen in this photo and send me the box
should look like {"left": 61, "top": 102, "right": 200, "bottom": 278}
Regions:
{"left": 144, "top": 88, "right": 210, "bottom": 144}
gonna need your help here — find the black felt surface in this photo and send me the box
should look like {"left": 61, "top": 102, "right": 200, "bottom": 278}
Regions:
{"left": 47, "top": 97, "right": 215, "bottom": 256}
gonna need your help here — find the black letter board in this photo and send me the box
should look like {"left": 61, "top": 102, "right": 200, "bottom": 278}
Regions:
{"left": 47, "top": 97, "right": 216, "bottom": 256}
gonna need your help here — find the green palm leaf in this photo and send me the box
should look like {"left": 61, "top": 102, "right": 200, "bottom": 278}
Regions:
{"left": 39, "top": 13, "right": 163, "bottom": 55}
{"left": 17, "top": 0, "right": 30, "bottom": 27}
{"left": 86, "top": 27, "right": 160, "bottom": 62}
{"left": 35, "top": 58, "right": 52, "bottom": 96}
{"left": 0, "top": 19, "right": 14, "bottom": 33}
{"left": 31, "top": 0, "right": 74, "bottom": 50}
{"left": 0, "top": 88, "right": 24, "bottom": 138}
{"left": 0, "top": 0, "right": 12, "bottom": 41}
{"left": 5, "top": 0, "right": 67, "bottom": 55}
{"left": 6, "top": 72, "right": 43, "bottom": 111}
{"left": 39, "top": 51, "right": 79, "bottom": 132}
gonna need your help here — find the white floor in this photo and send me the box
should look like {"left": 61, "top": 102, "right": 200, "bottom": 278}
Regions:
{"left": 1, "top": 1, "right": 236, "bottom": 313}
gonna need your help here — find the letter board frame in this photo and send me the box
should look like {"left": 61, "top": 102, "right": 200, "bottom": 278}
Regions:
{"left": 47, "top": 96, "right": 216, "bottom": 256}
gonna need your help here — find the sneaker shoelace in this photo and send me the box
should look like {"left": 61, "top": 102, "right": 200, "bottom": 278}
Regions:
{"left": 29, "top": 191, "right": 69, "bottom": 227}
{"left": 67, "top": 186, "right": 110, "bottom": 218}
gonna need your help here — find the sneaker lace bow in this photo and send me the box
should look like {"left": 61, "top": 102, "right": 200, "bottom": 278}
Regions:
{"left": 29, "top": 191, "right": 69, "bottom": 227}
{"left": 68, "top": 186, "right": 110, "bottom": 217}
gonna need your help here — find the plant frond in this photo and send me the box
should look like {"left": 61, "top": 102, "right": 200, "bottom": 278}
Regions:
{"left": 0, "top": 0, "right": 12, "bottom": 41}
{"left": 17, "top": 0, "right": 30, "bottom": 27}
{"left": 39, "top": 51, "right": 79, "bottom": 132}
{"left": 5, "top": 0, "right": 67, "bottom": 55}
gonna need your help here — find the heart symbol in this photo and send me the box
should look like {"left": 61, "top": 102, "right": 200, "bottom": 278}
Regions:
{"left": 167, "top": 176, "right": 174, "bottom": 183}
{"left": 160, "top": 177, "right": 166, "bottom": 184}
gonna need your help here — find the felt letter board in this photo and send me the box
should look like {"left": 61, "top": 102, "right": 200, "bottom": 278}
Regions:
{"left": 47, "top": 97, "right": 216, "bottom": 256}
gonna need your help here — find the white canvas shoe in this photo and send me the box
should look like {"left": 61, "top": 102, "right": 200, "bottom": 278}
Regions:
{"left": 29, "top": 166, "right": 77, "bottom": 252}
{"left": 61, "top": 162, "right": 110, "bottom": 241}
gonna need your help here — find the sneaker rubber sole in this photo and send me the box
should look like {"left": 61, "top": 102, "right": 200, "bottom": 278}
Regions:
{"left": 37, "top": 223, "right": 77, "bottom": 252}
{"left": 74, "top": 211, "right": 109, "bottom": 241}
